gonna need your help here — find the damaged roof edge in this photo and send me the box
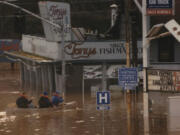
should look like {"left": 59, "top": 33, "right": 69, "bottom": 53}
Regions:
{"left": 146, "top": 23, "right": 164, "bottom": 38}
{"left": 3, "top": 51, "right": 55, "bottom": 64}
{"left": 147, "top": 19, "right": 180, "bottom": 43}
{"left": 147, "top": 31, "right": 171, "bottom": 40}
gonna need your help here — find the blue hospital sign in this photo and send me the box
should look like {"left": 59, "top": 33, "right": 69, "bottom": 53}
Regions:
{"left": 96, "top": 92, "right": 110, "bottom": 105}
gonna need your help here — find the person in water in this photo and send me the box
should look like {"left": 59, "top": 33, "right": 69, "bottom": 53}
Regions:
{"left": 52, "top": 91, "right": 64, "bottom": 107}
{"left": 16, "top": 92, "right": 33, "bottom": 108}
{"left": 38, "top": 91, "right": 53, "bottom": 108}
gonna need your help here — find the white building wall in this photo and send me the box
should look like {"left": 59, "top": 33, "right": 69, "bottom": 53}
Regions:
{"left": 22, "top": 35, "right": 61, "bottom": 60}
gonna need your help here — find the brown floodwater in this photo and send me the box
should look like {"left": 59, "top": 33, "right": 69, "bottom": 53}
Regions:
{"left": 0, "top": 63, "right": 180, "bottom": 135}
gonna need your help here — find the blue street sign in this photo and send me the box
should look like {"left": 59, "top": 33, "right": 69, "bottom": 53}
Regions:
{"left": 118, "top": 68, "right": 138, "bottom": 90}
{"left": 147, "top": 0, "right": 173, "bottom": 8}
{"left": 96, "top": 91, "right": 110, "bottom": 105}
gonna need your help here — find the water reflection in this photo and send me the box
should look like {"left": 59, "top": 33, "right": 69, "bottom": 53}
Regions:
{"left": 1, "top": 90, "right": 178, "bottom": 135}
{"left": 0, "top": 112, "right": 16, "bottom": 123}
{"left": 1, "top": 66, "right": 180, "bottom": 135}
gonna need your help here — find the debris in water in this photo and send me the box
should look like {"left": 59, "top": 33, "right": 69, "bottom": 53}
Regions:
{"left": 75, "top": 120, "right": 85, "bottom": 123}
{"left": 24, "top": 115, "right": 31, "bottom": 118}
{"left": 6, "top": 130, "right": 11, "bottom": 133}
{"left": 71, "top": 127, "right": 77, "bottom": 129}
{"left": 85, "top": 131, "right": 90, "bottom": 134}
{"left": 34, "top": 129, "right": 40, "bottom": 132}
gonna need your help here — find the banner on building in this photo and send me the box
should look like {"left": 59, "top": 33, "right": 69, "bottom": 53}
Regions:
{"left": 146, "top": 0, "right": 174, "bottom": 15}
{"left": 0, "top": 40, "right": 21, "bottom": 62}
{"left": 64, "top": 41, "right": 142, "bottom": 61}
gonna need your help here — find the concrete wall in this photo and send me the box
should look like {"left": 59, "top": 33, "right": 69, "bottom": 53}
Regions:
{"left": 22, "top": 35, "right": 61, "bottom": 60}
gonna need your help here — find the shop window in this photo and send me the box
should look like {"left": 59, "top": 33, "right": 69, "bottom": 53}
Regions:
{"left": 158, "top": 36, "right": 174, "bottom": 62}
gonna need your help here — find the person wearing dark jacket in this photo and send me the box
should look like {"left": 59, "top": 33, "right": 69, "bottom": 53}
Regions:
{"left": 16, "top": 92, "right": 32, "bottom": 108}
{"left": 38, "top": 91, "right": 53, "bottom": 108}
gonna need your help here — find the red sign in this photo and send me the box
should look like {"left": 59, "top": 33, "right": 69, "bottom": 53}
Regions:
{"left": 147, "top": 9, "right": 173, "bottom": 15}
{"left": 146, "top": 0, "right": 174, "bottom": 15}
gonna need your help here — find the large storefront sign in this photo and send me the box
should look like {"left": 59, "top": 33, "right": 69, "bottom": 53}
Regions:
{"left": 147, "top": 69, "right": 180, "bottom": 92}
{"left": 64, "top": 41, "right": 142, "bottom": 61}
{"left": 22, "top": 35, "right": 143, "bottom": 61}
{"left": 146, "top": 0, "right": 174, "bottom": 15}
{"left": 39, "top": 1, "right": 71, "bottom": 42}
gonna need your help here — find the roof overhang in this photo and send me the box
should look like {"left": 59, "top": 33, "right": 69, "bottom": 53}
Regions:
{"left": 4, "top": 51, "right": 54, "bottom": 64}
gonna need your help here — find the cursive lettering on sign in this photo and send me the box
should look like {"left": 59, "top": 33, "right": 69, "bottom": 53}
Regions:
{"left": 64, "top": 43, "right": 96, "bottom": 59}
{"left": 49, "top": 5, "right": 67, "bottom": 20}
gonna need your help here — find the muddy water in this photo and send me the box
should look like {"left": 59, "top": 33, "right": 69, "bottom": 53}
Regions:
{"left": 0, "top": 63, "right": 180, "bottom": 135}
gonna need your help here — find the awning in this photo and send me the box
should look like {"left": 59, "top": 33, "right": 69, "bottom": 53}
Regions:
{"left": 147, "top": 19, "right": 180, "bottom": 43}
{"left": 4, "top": 51, "right": 54, "bottom": 64}
{"left": 146, "top": 23, "right": 171, "bottom": 40}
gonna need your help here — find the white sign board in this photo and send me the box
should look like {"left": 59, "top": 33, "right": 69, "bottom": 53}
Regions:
{"left": 168, "top": 96, "right": 180, "bottom": 132}
{"left": 22, "top": 35, "right": 143, "bottom": 61}
{"left": 147, "top": 69, "right": 180, "bottom": 92}
{"left": 39, "top": 1, "right": 71, "bottom": 42}
{"left": 64, "top": 41, "right": 142, "bottom": 61}
{"left": 165, "top": 19, "right": 180, "bottom": 43}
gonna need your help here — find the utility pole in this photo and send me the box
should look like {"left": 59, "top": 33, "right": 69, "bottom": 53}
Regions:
{"left": 125, "top": 1, "right": 132, "bottom": 135}
{"left": 142, "top": 1, "right": 150, "bottom": 135}
{"left": 61, "top": 24, "right": 66, "bottom": 102}
{"left": 142, "top": 0, "right": 150, "bottom": 92}
{"left": 132, "top": 1, "right": 150, "bottom": 135}
{"left": 131, "top": 12, "right": 138, "bottom": 67}
{"left": 125, "top": 0, "right": 131, "bottom": 68}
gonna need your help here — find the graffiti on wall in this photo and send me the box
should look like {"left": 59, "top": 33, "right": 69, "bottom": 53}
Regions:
{"left": 148, "top": 69, "right": 180, "bottom": 92}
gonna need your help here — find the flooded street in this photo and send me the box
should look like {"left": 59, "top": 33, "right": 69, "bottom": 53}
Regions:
{"left": 0, "top": 63, "right": 180, "bottom": 135}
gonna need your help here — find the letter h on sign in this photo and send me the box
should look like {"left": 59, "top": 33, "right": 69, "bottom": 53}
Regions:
{"left": 96, "top": 92, "right": 110, "bottom": 105}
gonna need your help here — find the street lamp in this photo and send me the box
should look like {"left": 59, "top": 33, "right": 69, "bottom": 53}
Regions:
{"left": 0, "top": 1, "right": 61, "bottom": 29}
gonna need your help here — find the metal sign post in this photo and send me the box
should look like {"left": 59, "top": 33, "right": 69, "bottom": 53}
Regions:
{"left": 96, "top": 91, "right": 110, "bottom": 135}
{"left": 143, "top": 1, "right": 150, "bottom": 135}
{"left": 61, "top": 23, "right": 66, "bottom": 102}
{"left": 102, "top": 62, "right": 107, "bottom": 91}
{"left": 133, "top": 1, "right": 150, "bottom": 135}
